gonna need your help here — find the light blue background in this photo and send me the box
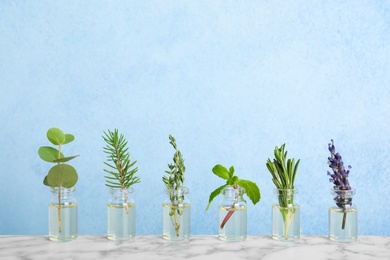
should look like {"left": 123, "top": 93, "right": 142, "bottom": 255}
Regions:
{"left": 1, "top": 1, "right": 389, "bottom": 236}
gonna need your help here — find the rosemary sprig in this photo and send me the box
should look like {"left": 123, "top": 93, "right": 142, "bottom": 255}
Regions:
{"left": 102, "top": 129, "right": 140, "bottom": 214}
{"left": 266, "top": 144, "right": 300, "bottom": 240}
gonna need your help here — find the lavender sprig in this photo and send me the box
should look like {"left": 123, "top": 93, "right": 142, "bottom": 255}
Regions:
{"left": 327, "top": 139, "right": 352, "bottom": 229}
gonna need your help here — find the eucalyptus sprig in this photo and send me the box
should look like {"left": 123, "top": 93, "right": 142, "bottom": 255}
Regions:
{"left": 266, "top": 144, "right": 300, "bottom": 240}
{"left": 162, "top": 135, "right": 186, "bottom": 237}
{"left": 206, "top": 164, "right": 260, "bottom": 229}
{"left": 102, "top": 129, "right": 140, "bottom": 214}
{"left": 38, "top": 127, "right": 79, "bottom": 233}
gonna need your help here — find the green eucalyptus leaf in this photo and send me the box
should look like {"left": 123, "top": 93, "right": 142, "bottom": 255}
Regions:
{"left": 47, "top": 164, "right": 78, "bottom": 188}
{"left": 47, "top": 128, "right": 65, "bottom": 145}
{"left": 43, "top": 176, "right": 50, "bottom": 186}
{"left": 63, "top": 134, "right": 75, "bottom": 144}
{"left": 53, "top": 155, "right": 79, "bottom": 163}
{"left": 38, "top": 146, "right": 64, "bottom": 162}
{"left": 237, "top": 179, "right": 261, "bottom": 205}
{"left": 212, "top": 164, "right": 230, "bottom": 180}
{"left": 206, "top": 184, "right": 228, "bottom": 211}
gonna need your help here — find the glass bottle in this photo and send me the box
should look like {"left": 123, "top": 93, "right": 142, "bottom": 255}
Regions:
{"left": 329, "top": 189, "right": 357, "bottom": 242}
{"left": 218, "top": 185, "right": 247, "bottom": 242}
{"left": 48, "top": 187, "right": 78, "bottom": 242}
{"left": 162, "top": 187, "right": 190, "bottom": 241}
{"left": 272, "top": 188, "right": 300, "bottom": 241}
{"left": 107, "top": 187, "right": 136, "bottom": 241}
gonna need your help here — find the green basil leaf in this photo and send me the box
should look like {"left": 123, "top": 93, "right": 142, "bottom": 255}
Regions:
{"left": 228, "top": 166, "right": 234, "bottom": 178}
{"left": 212, "top": 164, "right": 230, "bottom": 180}
{"left": 237, "top": 179, "right": 261, "bottom": 205}
{"left": 206, "top": 184, "right": 228, "bottom": 211}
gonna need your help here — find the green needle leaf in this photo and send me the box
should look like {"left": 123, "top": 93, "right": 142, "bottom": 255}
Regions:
{"left": 102, "top": 129, "right": 140, "bottom": 189}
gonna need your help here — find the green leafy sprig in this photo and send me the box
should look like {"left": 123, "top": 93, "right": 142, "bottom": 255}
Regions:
{"left": 206, "top": 164, "right": 261, "bottom": 229}
{"left": 102, "top": 129, "right": 140, "bottom": 214}
{"left": 266, "top": 144, "right": 300, "bottom": 240}
{"left": 38, "top": 127, "right": 79, "bottom": 233}
{"left": 162, "top": 135, "right": 186, "bottom": 237}
{"left": 162, "top": 135, "right": 185, "bottom": 200}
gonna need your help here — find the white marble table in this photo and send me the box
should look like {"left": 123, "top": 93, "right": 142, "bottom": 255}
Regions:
{"left": 1, "top": 236, "right": 389, "bottom": 260}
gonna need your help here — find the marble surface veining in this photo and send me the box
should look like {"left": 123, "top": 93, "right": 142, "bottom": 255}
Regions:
{"left": 1, "top": 236, "right": 389, "bottom": 260}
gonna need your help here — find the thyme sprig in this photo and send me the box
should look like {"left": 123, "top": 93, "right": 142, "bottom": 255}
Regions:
{"left": 162, "top": 135, "right": 186, "bottom": 237}
{"left": 103, "top": 129, "right": 140, "bottom": 214}
{"left": 266, "top": 144, "right": 300, "bottom": 240}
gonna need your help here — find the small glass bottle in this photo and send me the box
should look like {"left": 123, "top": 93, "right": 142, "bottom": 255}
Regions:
{"left": 272, "top": 188, "right": 300, "bottom": 241}
{"left": 48, "top": 187, "right": 78, "bottom": 242}
{"left": 218, "top": 185, "right": 247, "bottom": 242}
{"left": 162, "top": 187, "right": 190, "bottom": 241}
{"left": 107, "top": 187, "right": 136, "bottom": 241}
{"left": 329, "top": 189, "right": 357, "bottom": 242}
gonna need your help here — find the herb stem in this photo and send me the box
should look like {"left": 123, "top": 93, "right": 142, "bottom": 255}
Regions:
{"left": 57, "top": 185, "right": 62, "bottom": 233}
{"left": 57, "top": 145, "right": 62, "bottom": 233}
{"left": 342, "top": 211, "right": 347, "bottom": 230}
{"left": 220, "top": 185, "right": 238, "bottom": 229}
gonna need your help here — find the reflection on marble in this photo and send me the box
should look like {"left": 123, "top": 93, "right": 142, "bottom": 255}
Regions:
{"left": 0, "top": 236, "right": 389, "bottom": 260}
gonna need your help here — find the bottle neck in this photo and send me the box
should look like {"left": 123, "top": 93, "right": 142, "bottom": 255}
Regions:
{"left": 274, "top": 188, "right": 297, "bottom": 206}
{"left": 50, "top": 187, "right": 75, "bottom": 199}
{"left": 164, "top": 187, "right": 189, "bottom": 205}
{"left": 221, "top": 185, "right": 245, "bottom": 206}
{"left": 109, "top": 187, "right": 134, "bottom": 203}
{"left": 331, "top": 188, "right": 355, "bottom": 209}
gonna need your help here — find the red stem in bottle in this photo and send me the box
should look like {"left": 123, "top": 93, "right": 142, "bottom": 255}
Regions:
{"left": 220, "top": 210, "right": 234, "bottom": 229}
{"left": 220, "top": 185, "right": 239, "bottom": 229}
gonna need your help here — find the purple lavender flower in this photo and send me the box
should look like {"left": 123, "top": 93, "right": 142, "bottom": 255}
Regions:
{"left": 327, "top": 139, "right": 352, "bottom": 192}
{"left": 327, "top": 140, "right": 353, "bottom": 229}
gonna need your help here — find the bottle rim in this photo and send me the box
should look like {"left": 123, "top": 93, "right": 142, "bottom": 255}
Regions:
{"left": 164, "top": 186, "right": 189, "bottom": 195}
{"left": 273, "top": 188, "right": 298, "bottom": 194}
{"left": 330, "top": 188, "right": 356, "bottom": 195}
{"left": 50, "top": 186, "right": 76, "bottom": 193}
{"left": 108, "top": 186, "right": 134, "bottom": 194}
{"left": 221, "top": 185, "right": 245, "bottom": 194}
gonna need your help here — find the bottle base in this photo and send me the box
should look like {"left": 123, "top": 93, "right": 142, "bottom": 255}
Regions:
{"left": 107, "top": 235, "right": 135, "bottom": 241}
{"left": 162, "top": 234, "right": 190, "bottom": 241}
{"left": 48, "top": 235, "right": 77, "bottom": 242}
{"left": 329, "top": 235, "right": 357, "bottom": 242}
{"left": 271, "top": 235, "right": 300, "bottom": 242}
{"left": 218, "top": 235, "right": 247, "bottom": 242}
